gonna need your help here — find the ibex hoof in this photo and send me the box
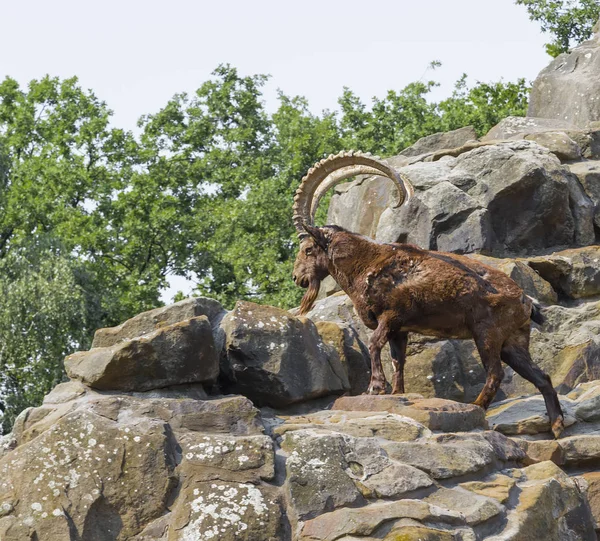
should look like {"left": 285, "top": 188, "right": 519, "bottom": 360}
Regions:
{"left": 365, "top": 386, "right": 386, "bottom": 395}
{"left": 552, "top": 417, "right": 565, "bottom": 440}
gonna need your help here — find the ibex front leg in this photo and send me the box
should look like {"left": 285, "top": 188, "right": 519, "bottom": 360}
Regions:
{"left": 366, "top": 319, "right": 391, "bottom": 395}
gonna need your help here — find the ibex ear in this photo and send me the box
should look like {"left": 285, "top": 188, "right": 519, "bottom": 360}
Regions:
{"left": 302, "top": 223, "right": 328, "bottom": 251}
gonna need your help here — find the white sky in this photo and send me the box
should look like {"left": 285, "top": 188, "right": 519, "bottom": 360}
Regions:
{"left": 1, "top": 0, "right": 552, "bottom": 301}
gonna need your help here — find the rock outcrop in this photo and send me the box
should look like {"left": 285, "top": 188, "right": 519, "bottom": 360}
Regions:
{"left": 5, "top": 32, "right": 600, "bottom": 539}
{"left": 1, "top": 294, "right": 600, "bottom": 540}
{"left": 528, "top": 19, "right": 600, "bottom": 127}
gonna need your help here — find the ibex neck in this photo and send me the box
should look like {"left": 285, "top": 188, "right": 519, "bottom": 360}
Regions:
{"left": 327, "top": 234, "right": 383, "bottom": 294}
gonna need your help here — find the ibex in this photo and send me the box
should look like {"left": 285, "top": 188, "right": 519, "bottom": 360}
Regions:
{"left": 292, "top": 151, "right": 565, "bottom": 438}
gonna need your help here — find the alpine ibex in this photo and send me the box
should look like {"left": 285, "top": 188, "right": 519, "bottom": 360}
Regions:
{"left": 292, "top": 151, "right": 564, "bottom": 438}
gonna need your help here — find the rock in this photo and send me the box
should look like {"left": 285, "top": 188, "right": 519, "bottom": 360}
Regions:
{"left": 399, "top": 126, "right": 478, "bottom": 158}
{"left": 315, "top": 321, "right": 370, "bottom": 394}
{"left": 514, "top": 439, "right": 565, "bottom": 466}
{"left": 487, "top": 461, "right": 596, "bottom": 541}
{"left": 573, "top": 381, "right": 600, "bottom": 422}
{"left": 568, "top": 128, "right": 600, "bottom": 159}
{"left": 578, "top": 472, "right": 600, "bottom": 531}
{"left": 528, "top": 26, "right": 600, "bottom": 127}
{"left": 169, "top": 481, "right": 282, "bottom": 541}
{"left": 460, "top": 474, "right": 516, "bottom": 504}
{"left": 65, "top": 316, "right": 219, "bottom": 392}
{"left": 483, "top": 116, "right": 580, "bottom": 141}
{"left": 377, "top": 141, "right": 591, "bottom": 256}
{"left": 220, "top": 301, "right": 350, "bottom": 407}
{"left": 326, "top": 172, "right": 404, "bottom": 239}
{"left": 424, "top": 487, "right": 504, "bottom": 526}
{"left": 377, "top": 180, "right": 493, "bottom": 254}
{"left": 331, "top": 395, "right": 487, "bottom": 432}
{"left": 487, "top": 396, "right": 577, "bottom": 436}
{"left": 282, "top": 430, "right": 433, "bottom": 520}
{"left": 382, "top": 435, "right": 496, "bottom": 480}
{"left": 42, "top": 380, "right": 88, "bottom": 404}
{"left": 505, "top": 299, "right": 600, "bottom": 396}
{"left": 274, "top": 410, "right": 430, "bottom": 441}
{"left": 298, "top": 500, "right": 464, "bottom": 541}
{"left": 527, "top": 246, "right": 600, "bottom": 299}
{"left": 524, "top": 131, "right": 582, "bottom": 161}
{"left": 567, "top": 160, "right": 600, "bottom": 227}
{"left": 92, "top": 296, "right": 227, "bottom": 351}
{"left": 176, "top": 433, "right": 274, "bottom": 482}
{"left": 468, "top": 253, "right": 558, "bottom": 305}
{"left": 282, "top": 432, "right": 365, "bottom": 520}
{"left": 559, "top": 434, "right": 600, "bottom": 465}
{"left": 0, "top": 410, "right": 176, "bottom": 540}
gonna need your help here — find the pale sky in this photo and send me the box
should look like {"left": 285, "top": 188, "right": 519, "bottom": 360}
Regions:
{"left": 1, "top": 0, "right": 552, "bottom": 301}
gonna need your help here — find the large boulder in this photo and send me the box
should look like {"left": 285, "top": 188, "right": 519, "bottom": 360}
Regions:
{"left": 0, "top": 386, "right": 278, "bottom": 541}
{"left": 220, "top": 301, "right": 350, "bottom": 407}
{"left": 528, "top": 21, "right": 600, "bottom": 127}
{"left": 65, "top": 316, "right": 219, "bottom": 392}
{"left": 92, "top": 296, "right": 227, "bottom": 350}
{"left": 377, "top": 140, "right": 594, "bottom": 255}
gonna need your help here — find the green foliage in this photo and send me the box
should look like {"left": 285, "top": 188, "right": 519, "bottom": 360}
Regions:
{"left": 516, "top": 0, "right": 600, "bottom": 56}
{"left": 0, "top": 65, "right": 530, "bottom": 430}
{"left": 0, "top": 238, "right": 101, "bottom": 433}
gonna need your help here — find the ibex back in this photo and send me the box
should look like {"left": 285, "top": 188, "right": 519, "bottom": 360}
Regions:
{"left": 292, "top": 151, "right": 565, "bottom": 438}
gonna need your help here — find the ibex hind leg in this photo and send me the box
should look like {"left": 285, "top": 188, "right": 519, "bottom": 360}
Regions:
{"left": 366, "top": 320, "right": 390, "bottom": 395}
{"left": 389, "top": 331, "right": 408, "bottom": 395}
{"left": 472, "top": 331, "right": 504, "bottom": 410}
{"left": 501, "top": 327, "right": 565, "bottom": 439}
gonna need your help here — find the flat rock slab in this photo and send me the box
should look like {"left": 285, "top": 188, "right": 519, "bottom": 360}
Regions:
{"left": 274, "top": 410, "right": 430, "bottom": 442}
{"left": 298, "top": 500, "right": 464, "bottom": 541}
{"left": 487, "top": 396, "right": 577, "bottom": 436}
{"left": 65, "top": 316, "right": 219, "bottom": 392}
{"left": 331, "top": 395, "right": 487, "bottom": 432}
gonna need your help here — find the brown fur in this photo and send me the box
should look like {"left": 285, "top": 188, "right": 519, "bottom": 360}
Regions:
{"left": 293, "top": 225, "right": 565, "bottom": 438}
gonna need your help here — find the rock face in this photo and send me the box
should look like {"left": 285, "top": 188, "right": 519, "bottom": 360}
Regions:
{"left": 528, "top": 22, "right": 600, "bottom": 127}
{"left": 4, "top": 295, "right": 600, "bottom": 539}
{"left": 376, "top": 140, "right": 593, "bottom": 255}
{"left": 220, "top": 301, "right": 350, "bottom": 407}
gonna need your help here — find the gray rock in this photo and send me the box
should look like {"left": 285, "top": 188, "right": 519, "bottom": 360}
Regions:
{"left": 524, "top": 131, "right": 582, "bottom": 161}
{"left": 568, "top": 160, "right": 600, "bottom": 227}
{"left": 220, "top": 301, "right": 350, "bottom": 407}
{"left": 486, "top": 396, "right": 577, "bottom": 436}
{"left": 382, "top": 436, "right": 496, "bottom": 479}
{"left": 377, "top": 141, "right": 591, "bottom": 256}
{"left": 65, "top": 316, "right": 219, "bottom": 392}
{"left": 424, "top": 487, "right": 504, "bottom": 526}
{"left": 527, "top": 247, "right": 600, "bottom": 299}
{"left": 483, "top": 116, "right": 580, "bottom": 141}
{"left": 282, "top": 431, "right": 365, "bottom": 520}
{"left": 487, "top": 461, "right": 596, "bottom": 541}
{"left": 92, "top": 296, "right": 227, "bottom": 351}
{"left": 528, "top": 26, "right": 600, "bottom": 127}
{"left": 399, "top": 126, "right": 478, "bottom": 158}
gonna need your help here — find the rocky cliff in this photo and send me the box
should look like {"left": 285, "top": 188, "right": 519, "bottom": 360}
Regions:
{"left": 4, "top": 25, "right": 600, "bottom": 541}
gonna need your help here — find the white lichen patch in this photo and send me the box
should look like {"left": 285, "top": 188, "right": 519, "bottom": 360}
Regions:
{"left": 180, "top": 483, "right": 270, "bottom": 541}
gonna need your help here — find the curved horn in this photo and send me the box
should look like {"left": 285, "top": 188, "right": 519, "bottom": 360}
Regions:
{"left": 293, "top": 150, "right": 414, "bottom": 237}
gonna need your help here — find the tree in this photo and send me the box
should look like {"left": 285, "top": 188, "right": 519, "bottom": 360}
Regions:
{"left": 0, "top": 237, "right": 102, "bottom": 433}
{"left": 516, "top": 0, "right": 600, "bottom": 56}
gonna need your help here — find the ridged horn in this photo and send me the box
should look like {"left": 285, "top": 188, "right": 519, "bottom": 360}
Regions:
{"left": 293, "top": 151, "right": 415, "bottom": 237}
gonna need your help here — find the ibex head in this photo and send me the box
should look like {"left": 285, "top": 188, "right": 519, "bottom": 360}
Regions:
{"left": 292, "top": 151, "right": 414, "bottom": 315}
